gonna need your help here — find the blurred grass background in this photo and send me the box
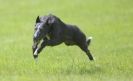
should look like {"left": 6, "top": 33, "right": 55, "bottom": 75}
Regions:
{"left": 0, "top": 0, "right": 133, "bottom": 81}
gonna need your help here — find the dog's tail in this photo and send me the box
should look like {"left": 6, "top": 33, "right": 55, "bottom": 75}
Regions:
{"left": 86, "top": 36, "right": 92, "bottom": 47}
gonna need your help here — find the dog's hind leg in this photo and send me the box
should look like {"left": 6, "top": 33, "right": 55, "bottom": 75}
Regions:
{"left": 78, "top": 43, "right": 94, "bottom": 61}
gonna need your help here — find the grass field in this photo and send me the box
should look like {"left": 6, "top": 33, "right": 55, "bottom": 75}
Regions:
{"left": 0, "top": 0, "right": 133, "bottom": 81}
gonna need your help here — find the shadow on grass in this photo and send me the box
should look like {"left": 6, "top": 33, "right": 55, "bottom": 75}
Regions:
{"left": 60, "top": 62, "right": 104, "bottom": 75}
{"left": 78, "top": 64, "right": 103, "bottom": 75}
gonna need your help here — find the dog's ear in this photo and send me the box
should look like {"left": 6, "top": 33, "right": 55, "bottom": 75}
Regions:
{"left": 36, "top": 16, "right": 40, "bottom": 23}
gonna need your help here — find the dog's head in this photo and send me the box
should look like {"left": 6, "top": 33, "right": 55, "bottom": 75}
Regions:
{"left": 33, "top": 16, "right": 55, "bottom": 43}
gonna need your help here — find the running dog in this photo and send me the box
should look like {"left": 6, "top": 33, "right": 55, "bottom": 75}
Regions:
{"left": 32, "top": 14, "right": 94, "bottom": 61}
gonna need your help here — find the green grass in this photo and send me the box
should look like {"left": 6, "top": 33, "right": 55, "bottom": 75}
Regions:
{"left": 0, "top": 0, "right": 133, "bottom": 81}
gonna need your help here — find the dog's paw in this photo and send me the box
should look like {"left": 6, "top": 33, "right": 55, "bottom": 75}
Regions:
{"left": 89, "top": 57, "right": 94, "bottom": 61}
{"left": 88, "top": 54, "right": 95, "bottom": 61}
{"left": 34, "top": 48, "right": 38, "bottom": 55}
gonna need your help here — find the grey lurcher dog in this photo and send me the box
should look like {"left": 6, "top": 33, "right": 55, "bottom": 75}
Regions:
{"left": 32, "top": 14, "right": 94, "bottom": 62}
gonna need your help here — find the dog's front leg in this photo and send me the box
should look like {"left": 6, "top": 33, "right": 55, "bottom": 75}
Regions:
{"left": 32, "top": 41, "right": 38, "bottom": 54}
{"left": 34, "top": 37, "right": 47, "bottom": 54}
{"left": 33, "top": 37, "right": 47, "bottom": 62}
{"left": 35, "top": 38, "right": 61, "bottom": 56}
{"left": 37, "top": 41, "right": 47, "bottom": 54}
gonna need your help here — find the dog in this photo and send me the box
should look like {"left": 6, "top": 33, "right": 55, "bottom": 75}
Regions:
{"left": 32, "top": 14, "right": 94, "bottom": 62}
